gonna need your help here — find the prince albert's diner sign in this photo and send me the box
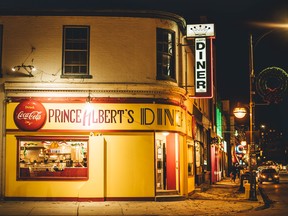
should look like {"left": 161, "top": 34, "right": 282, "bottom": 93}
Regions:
{"left": 12, "top": 99, "right": 190, "bottom": 133}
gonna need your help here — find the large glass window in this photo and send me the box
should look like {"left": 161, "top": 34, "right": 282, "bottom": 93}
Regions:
{"left": 17, "top": 136, "right": 88, "bottom": 180}
{"left": 157, "top": 28, "right": 176, "bottom": 81}
{"left": 62, "top": 26, "right": 91, "bottom": 78}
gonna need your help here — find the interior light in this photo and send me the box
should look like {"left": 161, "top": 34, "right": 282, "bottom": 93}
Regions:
{"left": 162, "top": 132, "right": 169, "bottom": 136}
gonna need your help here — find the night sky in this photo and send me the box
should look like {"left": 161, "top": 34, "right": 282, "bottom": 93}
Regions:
{"left": 1, "top": 0, "right": 288, "bottom": 133}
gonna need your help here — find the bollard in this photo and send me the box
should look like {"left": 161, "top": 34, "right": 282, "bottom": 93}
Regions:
{"left": 244, "top": 183, "right": 250, "bottom": 199}
{"left": 239, "top": 172, "right": 250, "bottom": 192}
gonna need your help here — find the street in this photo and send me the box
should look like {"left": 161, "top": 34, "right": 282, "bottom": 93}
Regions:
{"left": 260, "top": 172, "right": 288, "bottom": 207}
{"left": 238, "top": 172, "right": 288, "bottom": 215}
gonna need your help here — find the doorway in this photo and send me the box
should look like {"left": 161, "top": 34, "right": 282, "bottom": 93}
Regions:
{"left": 155, "top": 132, "right": 178, "bottom": 192}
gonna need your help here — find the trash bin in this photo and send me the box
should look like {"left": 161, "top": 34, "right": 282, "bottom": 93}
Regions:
{"left": 244, "top": 183, "right": 250, "bottom": 199}
{"left": 239, "top": 172, "right": 250, "bottom": 192}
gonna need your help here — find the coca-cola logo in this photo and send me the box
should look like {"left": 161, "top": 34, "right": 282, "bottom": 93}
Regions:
{"left": 14, "top": 99, "right": 47, "bottom": 131}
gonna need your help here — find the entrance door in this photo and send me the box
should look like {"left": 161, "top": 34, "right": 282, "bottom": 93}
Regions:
{"left": 155, "top": 133, "right": 178, "bottom": 191}
{"left": 156, "top": 139, "right": 166, "bottom": 190}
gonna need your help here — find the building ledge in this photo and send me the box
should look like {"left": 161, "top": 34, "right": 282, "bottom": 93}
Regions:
{"left": 4, "top": 81, "right": 188, "bottom": 100}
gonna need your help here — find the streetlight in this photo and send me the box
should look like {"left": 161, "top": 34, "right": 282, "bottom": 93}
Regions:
{"left": 232, "top": 34, "right": 258, "bottom": 201}
{"left": 248, "top": 34, "right": 258, "bottom": 201}
{"left": 233, "top": 107, "right": 247, "bottom": 119}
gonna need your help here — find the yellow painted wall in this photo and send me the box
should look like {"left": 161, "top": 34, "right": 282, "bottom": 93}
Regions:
{"left": 104, "top": 133, "right": 155, "bottom": 198}
{"left": 0, "top": 16, "right": 179, "bottom": 84}
{"left": 188, "top": 176, "right": 195, "bottom": 193}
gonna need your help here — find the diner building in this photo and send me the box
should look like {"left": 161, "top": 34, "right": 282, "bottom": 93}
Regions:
{"left": 0, "top": 9, "right": 217, "bottom": 201}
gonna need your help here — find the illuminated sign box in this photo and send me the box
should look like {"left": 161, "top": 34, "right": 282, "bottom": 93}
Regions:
{"left": 187, "top": 24, "right": 215, "bottom": 37}
{"left": 195, "top": 38, "right": 207, "bottom": 93}
{"left": 186, "top": 23, "right": 215, "bottom": 98}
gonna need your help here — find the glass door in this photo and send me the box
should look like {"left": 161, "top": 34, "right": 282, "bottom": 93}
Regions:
{"left": 156, "top": 139, "right": 166, "bottom": 190}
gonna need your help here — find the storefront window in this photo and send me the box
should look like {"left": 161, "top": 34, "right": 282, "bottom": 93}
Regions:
{"left": 17, "top": 136, "right": 88, "bottom": 180}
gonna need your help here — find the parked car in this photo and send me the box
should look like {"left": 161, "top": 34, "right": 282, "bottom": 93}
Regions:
{"left": 258, "top": 168, "right": 280, "bottom": 184}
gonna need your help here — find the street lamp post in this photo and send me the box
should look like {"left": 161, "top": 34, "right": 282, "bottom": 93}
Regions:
{"left": 248, "top": 34, "right": 257, "bottom": 201}
{"left": 232, "top": 34, "right": 258, "bottom": 201}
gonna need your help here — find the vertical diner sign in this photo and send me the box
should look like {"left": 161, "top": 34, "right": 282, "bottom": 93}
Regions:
{"left": 187, "top": 23, "right": 215, "bottom": 98}
{"left": 195, "top": 38, "right": 207, "bottom": 94}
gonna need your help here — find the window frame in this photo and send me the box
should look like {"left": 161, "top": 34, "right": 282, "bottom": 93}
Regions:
{"left": 156, "top": 28, "right": 176, "bottom": 81}
{"left": 61, "top": 25, "right": 92, "bottom": 79}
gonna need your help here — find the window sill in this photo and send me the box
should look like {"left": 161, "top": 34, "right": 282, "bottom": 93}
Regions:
{"left": 61, "top": 75, "right": 93, "bottom": 79}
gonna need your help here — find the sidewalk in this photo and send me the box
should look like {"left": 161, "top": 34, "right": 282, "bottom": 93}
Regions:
{"left": 0, "top": 178, "right": 265, "bottom": 216}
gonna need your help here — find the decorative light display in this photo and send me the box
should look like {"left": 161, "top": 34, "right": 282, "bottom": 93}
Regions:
{"left": 256, "top": 66, "right": 288, "bottom": 104}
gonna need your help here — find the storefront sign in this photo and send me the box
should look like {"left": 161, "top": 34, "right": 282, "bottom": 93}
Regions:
{"left": 187, "top": 24, "right": 215, "bottom": 37}
{"left": 9, "top": 100, "right": 191, "bottom": 134}
{"left": 13, "top": 99, "right": 47, "bottom": 131}
{"left": 187, "top": 22, "right": 215, "bottom": 99}
{"left": 192, "top": 37, "right": 213, "bottom": 98}
{"left": 195, "top": 38, "right": 207, "bottom": 94}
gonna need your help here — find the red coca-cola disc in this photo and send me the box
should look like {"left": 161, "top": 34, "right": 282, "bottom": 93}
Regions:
{"left": 13, "top": 99, "right": 47, "bottom": 131}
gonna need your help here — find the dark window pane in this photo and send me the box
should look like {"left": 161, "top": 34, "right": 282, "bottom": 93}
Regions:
{"left": 63, "top": 26, "right": 89, "bottom": 76}
{"left": 156, "top": 28, "right": 175, "bottom": 80}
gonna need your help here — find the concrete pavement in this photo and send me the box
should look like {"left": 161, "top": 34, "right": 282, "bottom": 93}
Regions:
{"left": 0, "top": 178, "right": 265, "bottom": 215}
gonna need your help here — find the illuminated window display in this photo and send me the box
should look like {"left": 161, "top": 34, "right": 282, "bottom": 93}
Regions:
{"left": 17, "top": 136, "right": 88, "bottom": 180}
{"left": 188, "top": 144, "right": 194, "bottom": 176}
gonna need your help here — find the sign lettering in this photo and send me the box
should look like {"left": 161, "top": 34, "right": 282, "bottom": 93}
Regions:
{"left": 195, "top": 38, "right": 207, "bottom": 93}
{"left": 13, "top": 99, "right": 47, "bottom": 131}
{"left": 10, "top": 101, "right": 191, "bottom": 134}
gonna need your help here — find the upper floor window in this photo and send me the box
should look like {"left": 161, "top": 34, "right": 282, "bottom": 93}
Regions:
{"left": 62, "top": 26, "right": 91, "bottom": 78}
{"left": 157, "top": 28, "right": 175, "bottom": 81}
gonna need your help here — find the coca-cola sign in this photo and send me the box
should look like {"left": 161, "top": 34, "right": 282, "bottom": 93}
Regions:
{"left": 14, "top": 99, "right": 47, "bottom": 131}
